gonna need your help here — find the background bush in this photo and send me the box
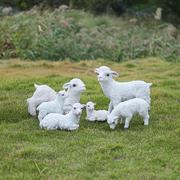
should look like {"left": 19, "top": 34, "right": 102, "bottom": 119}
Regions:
{"left": 0, "top": 9, "right": 179, "bottom": 62}
{"left": 0, "top": 0, "right": 180, "bottom": 17}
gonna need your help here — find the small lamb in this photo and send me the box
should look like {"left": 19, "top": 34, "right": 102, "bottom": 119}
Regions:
{"left": 107, "top": 98, "right": 150, "bottom": 130}
{"left": 37, "top": 90, "right": 68, "bottom": 121}
{"left": 27, "top": 84, "right": 56, "bottom": 116}
{"left": 95, "top": 66, "right": 152, "bottom": 112}
{"left": 63, "top": 78, "right": 86, "bottom": 113}
{"left": 86, "top": 101, "right": 108, "bottom": 122}
{"left": 40, "top": 103, "right": 85, "bottom": 130}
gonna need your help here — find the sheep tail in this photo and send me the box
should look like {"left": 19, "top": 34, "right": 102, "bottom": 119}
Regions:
{"left": 34, "top": 83, "right": 39, "bottom": 89}
{"left": 27, "top": 98, "right": 30, "bottom": 103}
{"left": 148, "top": 83, "right": 152, "bottom": 87}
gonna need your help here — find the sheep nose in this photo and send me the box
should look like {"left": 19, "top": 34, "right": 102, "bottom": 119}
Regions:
{"left": 98, "top": 75, "right": 103, "bottom": 81}
{"left": 76, "top": 113, "right": 80, "bottom": 116}
{"left": 82, "top": 86, "right": 86, "bottom": 90}
{"left": 76, "top": 110, "right": 81, "bottom": 116}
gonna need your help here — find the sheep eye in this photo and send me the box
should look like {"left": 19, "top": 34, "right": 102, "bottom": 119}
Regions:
{"left": 106, "top": 74, "right": 110, "bottom": 76}
{"left": 73, "top": 84, "right": 76, "bottom": 87}
{"left": 74, "top": 107, "right": 76, "bottom": 110}
{"left": 62, "top": 94, "right": 64, "bottom": 96}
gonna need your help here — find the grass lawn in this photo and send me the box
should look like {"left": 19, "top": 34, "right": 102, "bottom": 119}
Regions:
{"left": 0, "top": 58, "right": 179, "bottom": 179}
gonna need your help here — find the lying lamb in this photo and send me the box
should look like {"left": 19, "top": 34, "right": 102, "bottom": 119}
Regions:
{"left": 107, "top": 98, "right": 150, "bottom": 129}
{"left": 86, "top": 101, "right": 108, "bottom": 122}
{"left": 63, "top": 78, "right": 86, "bottom": 113}
{"left": 37, "top": 90, "right": 68, "bottom": 121}
{"left": 40, "top": 103, "right": 85, "bottom": 130}
{"left": 27, "top": 84, "right": 56, "bottom": 116}
{"left": 95, "top": 66, "right": 152, "bottom": 112}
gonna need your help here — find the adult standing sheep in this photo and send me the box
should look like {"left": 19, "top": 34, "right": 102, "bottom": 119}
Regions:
{"left": 94, "top": 66, "right": 152, "bottom": 112}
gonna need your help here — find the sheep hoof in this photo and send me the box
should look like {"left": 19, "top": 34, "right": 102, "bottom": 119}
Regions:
{"left": 123, "top": 128, "right": 129, "bottom": 131}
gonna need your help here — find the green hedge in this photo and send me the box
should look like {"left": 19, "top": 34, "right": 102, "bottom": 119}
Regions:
{"left": 0, "top": 0, "right": 179, "bottom": 16}
{"left": 0, "top": 9, "right": 179, "bottom": 62}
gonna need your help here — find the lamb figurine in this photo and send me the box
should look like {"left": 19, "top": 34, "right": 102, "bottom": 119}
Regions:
{"left": 107, "top": 98, "right": 150, "bottom": 130}
{"left": 27, "top": 84, "right": 56, "bottom": 116}
{"left": 37, "top": 90, "right": 68, "bottom": 121}
{"left": 63, "top": 78, "right": 86, "bottom": 114}
{"left": 94, "top": 66, "right": 152, "bottom": 112}
{"left": 86, "top": 101, "right": 108, "bottom": 122}
{"left": 40, "top": 103, "right": 85, "bottom": 130}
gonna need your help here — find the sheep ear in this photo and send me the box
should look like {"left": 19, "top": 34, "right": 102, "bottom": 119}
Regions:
{"left": 111, "top": 71, "right": 119, "bottom": 77}
{"left": 81, "top": 104, "right": 86, "bottom": 109}
{"left": 94, "top": 68, "right": 99, "bottom": 73}
{"left": 82, "top": 104, "right": 86, "bottom": 108}
{"left": 34, "top": 83, "right": 39, "bottom": 89}
{"left": 63, "top": 82, "right": 70, "bottom": 89}
{"left": 114, "top": 116, "right": 119, "bottom": 120}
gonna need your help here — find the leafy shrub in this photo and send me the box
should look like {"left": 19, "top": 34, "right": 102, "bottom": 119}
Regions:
{"left": 0, "top": 9, "right": 179, "bottom": 62}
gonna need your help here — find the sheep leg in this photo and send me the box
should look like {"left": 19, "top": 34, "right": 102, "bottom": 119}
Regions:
{"left": 28, "top": 98, "right": 45, "bottom": 116}
{"left": 39, "top": 123, "right": 44, "bottom": 129}
{"left": 120, "top": 118, "right": 123, "bottom": 124}
{"left": 69, "top": 125, "right": 79, "bottom": 131}
{"left": 143, "top": 113, "right": 149, "bottom": 126}
{"left": 38, "top": 110, "right": 47, "bottom": 122}
{"left": 124, "top": 116, "right": 132, "bottom": 129}
{"left": 27, "top": 100, "right": 37, "bottom": 116}
{"left": 108, "top": 101, "right": 113, "bottom": 113}
{"left": 47, "top": 126, "right": 57, "bottom": 130}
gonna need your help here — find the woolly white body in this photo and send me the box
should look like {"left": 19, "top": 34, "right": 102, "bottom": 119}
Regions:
{"left": 107, "top": 98, "right": 150, "bottom": 129}
{"left": 37, "top": 90, "right": 67, "bottom": 121}
{"left": 40, "top": 103, "right": 85, "bottom": 130}
{"left": 86, "top": 102, "right": 108, "bottom": 122}
{"left": 27, "top": 84, "right": 56, "bottom": 116}
{"left": 63, "top": 78, "right": 86, "bottom": 113}
{"left": 95, "top": 66, "right": 152, "bottom": 112}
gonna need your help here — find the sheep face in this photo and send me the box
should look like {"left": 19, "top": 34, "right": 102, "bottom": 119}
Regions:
{"left": 94, "top": 66, "right": 119, "bottom": 82}
{"left": 63, "top": 78, "right": 86, "bottom": 94}
{"left": 107, "top": 115, "right": 118, "bottom": 129}
{"left": 57, "top": 90, "right": 68, "bottom": 99}
{"left": 72, "top": 103, "right": 85, "bottom": 116}
{"left": 86, "top": 101, "right": 95, "bottom": 111}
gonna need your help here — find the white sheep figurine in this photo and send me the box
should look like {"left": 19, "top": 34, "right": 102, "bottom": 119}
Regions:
{"left": 107, "top": 98, "right": 150, "bottom": 129}
{"left": 95, "top": 66, "right": 152, "bottom": 112}
{"left": 40, "top": 103, "right": 85, "bottom": 130}
{"left": 37, "top": 90, "right": 68, "bottom": 121}
{"left": 27, "top": 84, "right": 56, "bottom": 116}
{"left": 86, "top": 101, "right": 108, "bottom": 122}
{"left": 63, "top": 78, "right": 86, "bottom": 113}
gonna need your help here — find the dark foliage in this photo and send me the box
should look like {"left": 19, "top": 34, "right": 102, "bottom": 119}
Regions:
{"left": 0, "top": 0, "right": 179, "bottom": 17}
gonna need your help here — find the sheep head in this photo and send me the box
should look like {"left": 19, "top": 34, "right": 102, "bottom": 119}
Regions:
{"left": 63, "top": 78, "right": 86, "bottom": 95}
{"left": 94, "top": 66, "right": 119, "bottom": 82}
{"left": 57, "top": 90, "right": 68, "bottom": 100}
{"left": 107, "top": 114, "right": 118, "bottom": 129}
{"left": 86, "top": 101, "right": 96, "bottom": 111}
{"left": 72, "top": 103, "right": 86, "bottom": 117}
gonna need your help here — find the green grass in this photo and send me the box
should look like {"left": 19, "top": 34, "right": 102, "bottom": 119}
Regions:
{"left": 0, "top": 58, "right": 180, "bottom": 179}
